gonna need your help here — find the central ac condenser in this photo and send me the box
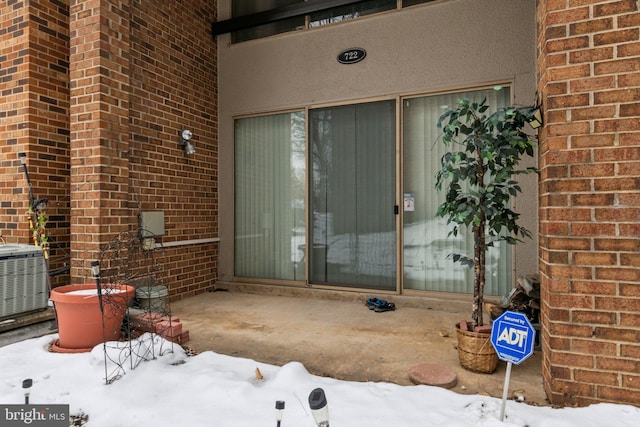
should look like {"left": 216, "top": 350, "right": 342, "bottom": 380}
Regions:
{"left": 0, "top": 244, "right": 49, "bottom": 319}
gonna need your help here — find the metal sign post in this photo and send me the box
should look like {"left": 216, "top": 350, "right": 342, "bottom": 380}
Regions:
{"left": 490, "top": 311, "right": 536, "bottom": 422}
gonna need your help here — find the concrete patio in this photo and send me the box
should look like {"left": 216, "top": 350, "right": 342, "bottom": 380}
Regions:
{"left": 171, "top": 285, "right": 549, "bottom": 406}
{"left": 0, "top": 284, "right": 547, "bottom": 405}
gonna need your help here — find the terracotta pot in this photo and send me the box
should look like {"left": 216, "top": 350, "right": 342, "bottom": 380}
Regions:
{"left": 50, "top": 283, "right": 134, "bottom": 353}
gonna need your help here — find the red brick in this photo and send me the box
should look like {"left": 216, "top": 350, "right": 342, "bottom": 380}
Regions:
{"left": 547, "top": 250, "right": 569, "bottom": 264}
{"left": 594, "top": 238, "right": 640, "bottom": 252}
{"left": 549, "top": 351, "right": 594, "bottom": 368}
{"left": 594, "top": 0, "right": 638, "bottom": 17}
{"left": 594, "top": 176, "right": 640, "bottom": 191}
{"left": 594, "top": 326, "right": 640, "bottom": 342}
{"left": 547, "top": 7, "right": 590, "bottom": 25}
{"left": 570, "top": 191, "right": 617, "bottom": 206}
{"left": 594, "top": 28, "right": 640, "bottom": 46}
{"left": 546, "top": 81, "right": 568, "bottom": 95}
{"left": 596, "top": 356, "right": 640, "bottom": 373}
{"left": 547, "top": 93, "right": 590, "bottom": 109}
{"left": 620, "top": 102, "right": 640, "bottom": 116}
{"left": 569, "top": 17, "right": 613, "bottom": 35}
{"left": 595, "top": 146, "right": 640, "bottom": 162}
{"left": 598, "top": 386, "right": 640, "bottom": 405}
{"left": 619, "top": 12, "right": 640, "bottom": 28}
{"left": 595, "top": 117, "right": 640, "bottom": 133}
{"left": 572, "top": 281, "right": 617, "bottom": 295}
{"left": 547, "top": 208, "right": 591, "bottom": 221}
{"left": 549, "top": 293, "right": 594, "bottom": 309}
{"left": 620, "top": 283, "right": 640, "bottom": 297}
{"left": 621, "top": 344, "right": 640, "bottom": 358}
{"left": 619, "top": 41, "right": 640, "bottom": 57}
{"left": 574, "top": 252, "right": 617, "bottom": 266}
{"left": 619, "top": 72, "right": 640, "bottom": 87}
{"left": 623, "top": 375, "right": 640, "bottom": 390}
{"left": 572, "top": 310, "right": 617, "bottom": 326}
{"left": 595, "top": 58, "right": 640, "bottom": 75}
{"left": 573, "top": 338, "right": 617, "bottom": 354}
{"left": 620, "top": 312, "right": 640, "bottom": 327}
{"left": 547, "top": 36, "right": 590, "bottom": 53}
{"left": 550, "top": 365, "right": 571, "bottom": 379}
{"left": 620, "top": 223, "right": 640, "bottom": 236}
{"left": 596, "top": 267, "right": 640, "bottom": 281}
{"left": 575, "top": 369, "right": 619, "bottom": 386}
{"left": 571, "top": 222, "right": 616, "bottom": 236}
{"left": 547, "top": 236, "right": 592, "bottom": 250}
{"left": 571, "top": 134, "right": 615, "bottom": 148}
{"left": 570, "top": 163, "right": 615, "bottom": 177}
{"left": 540, "top": 221, "right": 569, "bottom": 236}
{"left": 548, "top": 64, "right": 591, "bottom": 81}
{"left": 156, "top": 320, "right": 183, "bottom": 338}
{"left": 595, "top": 295, "right": 638, "bottom": 316}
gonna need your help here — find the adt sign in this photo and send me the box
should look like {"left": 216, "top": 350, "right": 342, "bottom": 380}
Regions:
{"left": 490, "top": 311, "right": 536, "bottom": 365}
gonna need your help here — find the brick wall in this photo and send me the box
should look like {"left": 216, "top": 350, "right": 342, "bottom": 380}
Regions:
{"left": 2, "top": 0, "right": 217, "bottom": 297}
{"left": 0, "top": 0, "right": 71, "bottom": 286}
{"left": 68, "top": 0, "right": 218, "bottom": 294}
{"left": 127, "top": 0, "right": 219, "bottom": 298}
{"left": 537, "top": 0, "right": 640, "bottom": 406}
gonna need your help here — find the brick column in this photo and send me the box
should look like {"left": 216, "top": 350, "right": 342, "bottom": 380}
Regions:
{"left": 537, "top": 0, "right": 640, "bottom": 406}
{"left": 69, "top": 0, "right": 131, "bottom": 281}
{"left": 0, "top": 1, "right": 71, "bottom": 286}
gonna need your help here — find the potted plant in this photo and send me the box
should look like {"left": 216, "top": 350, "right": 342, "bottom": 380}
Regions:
{"left": 435, "top": 97, "right": 538, "bottom": 373}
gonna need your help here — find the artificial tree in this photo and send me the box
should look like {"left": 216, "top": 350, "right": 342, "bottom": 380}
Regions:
{"left": 435, "top": 97, "right": 539, "bottom": 330}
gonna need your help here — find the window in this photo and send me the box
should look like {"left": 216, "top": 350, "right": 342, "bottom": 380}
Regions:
{"left": 228, "top": 1, "right": 437, "bottom": 42}
{"left": 310, "top": 0, "right": 396, "bottom": 27}
{"left": 232, "top": 0, "right": 304, "bottom": 43}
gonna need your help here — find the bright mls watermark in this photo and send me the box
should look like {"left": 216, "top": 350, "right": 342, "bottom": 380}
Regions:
{"left": 0, "top": 405, "right": 68, "bottom": 426}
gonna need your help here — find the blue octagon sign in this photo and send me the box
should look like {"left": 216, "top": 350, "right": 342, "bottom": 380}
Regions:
{"left": 490, "top": 311, "right": 536, "bottom": 365}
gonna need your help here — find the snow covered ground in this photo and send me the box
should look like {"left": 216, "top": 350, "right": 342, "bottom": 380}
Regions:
{"left": 0, "top": 333, "right": 638, "bottom": 427}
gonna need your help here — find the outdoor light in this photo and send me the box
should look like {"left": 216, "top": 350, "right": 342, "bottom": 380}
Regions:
{"left": 180, "top": 129, "right": 196, "bottom": 155}
{"left": 527, "top": 107, "right": 543, "bottom": 129}
{"left": 91, "top": 261, "right": 104, "bottom": 315}
{"left": 308, "top": 388, "right": 329, "bottom": 427}
{"left": 91, "top": 260, "right": 100, "bottom": 279}
{"left": 275, "top": 400, "right": 285, "bottom": 427}
{"left": 22, "top": 378, "right": 32, "bottom": 405}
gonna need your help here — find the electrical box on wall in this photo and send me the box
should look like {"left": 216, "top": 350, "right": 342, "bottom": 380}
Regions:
{"left": 140, "top": 211, "right": 165, "bottom": 238}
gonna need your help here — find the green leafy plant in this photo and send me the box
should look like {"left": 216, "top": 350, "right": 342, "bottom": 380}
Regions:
{"left": 435, "top": 97, "right": 538, "bottom": 329}
{"left": 28, "top": 205, "right": 49, "bottom": 259}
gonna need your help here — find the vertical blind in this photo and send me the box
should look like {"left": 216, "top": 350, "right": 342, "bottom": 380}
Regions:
{"left": 234, "top": 111, "right": 306, "bottom": 280}
{"left": 309, "top": 101, "right": 396, "bottom": 289}
{"left": 402, "top": 88, "right": 512, "bottom": 295}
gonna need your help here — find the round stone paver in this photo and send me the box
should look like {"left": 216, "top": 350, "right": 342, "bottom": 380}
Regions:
{"left": 408, "top": 363, "right": 457, "bottom": 389}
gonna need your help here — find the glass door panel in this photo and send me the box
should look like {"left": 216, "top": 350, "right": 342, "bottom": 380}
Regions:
{"left": 234, "top": 111, "right": 306, "bottom": 281}
{"left": 309, "top": 100, "right": 396, "bottom": 290}
{"left": 402, "top": 88, "right": 512, "bottom": 295}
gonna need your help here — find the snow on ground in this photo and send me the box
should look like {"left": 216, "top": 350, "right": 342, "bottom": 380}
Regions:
{"left": 0, "top": 333, "right": 638, "bottom": 427}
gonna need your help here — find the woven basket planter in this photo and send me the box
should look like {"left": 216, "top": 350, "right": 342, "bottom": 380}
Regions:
{"left": 455, "top": 323, "right": 499, "bottom": 374}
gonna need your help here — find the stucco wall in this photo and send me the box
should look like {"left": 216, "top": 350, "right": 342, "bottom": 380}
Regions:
{"left": 217, "top": 0, "right": 538, "bottom": 290}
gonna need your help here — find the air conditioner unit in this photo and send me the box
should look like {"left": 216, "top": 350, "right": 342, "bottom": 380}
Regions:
{"left": 0, "top": 244, "right": 49, "bottom": 319}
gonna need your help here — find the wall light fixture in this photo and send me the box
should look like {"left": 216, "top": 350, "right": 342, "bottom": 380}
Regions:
{"left": 180, "top": 129, "right": 196, "bottom": 155}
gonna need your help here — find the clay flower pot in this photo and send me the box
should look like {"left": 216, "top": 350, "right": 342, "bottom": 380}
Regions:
{"left": 50, "top": 283, "right": 134, "bottom": 353}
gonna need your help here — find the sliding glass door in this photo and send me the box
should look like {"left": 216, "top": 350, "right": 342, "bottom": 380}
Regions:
{"left": 233, "top": 88, "right": 514, "bottom": 295}
{"left": 309, "top": 100, "right": 397, "bottom": 290}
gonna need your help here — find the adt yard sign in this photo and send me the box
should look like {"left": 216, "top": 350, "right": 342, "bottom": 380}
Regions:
{"left": 491, "top": 310, "right": 536, "bottom": 421}
{"left": 491, "top": 311, "right": 536, "bottom": 365}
